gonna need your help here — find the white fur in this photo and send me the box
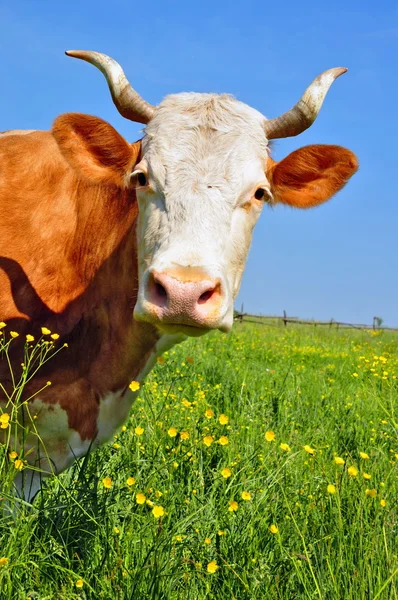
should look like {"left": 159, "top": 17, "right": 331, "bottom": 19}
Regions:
{"left": 134, "top": 93, "right": 270, "bottom": 333}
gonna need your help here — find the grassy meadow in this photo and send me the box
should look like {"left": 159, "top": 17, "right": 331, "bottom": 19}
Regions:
{"left": 1, "top": 321, "right": 398, "bottom": 599}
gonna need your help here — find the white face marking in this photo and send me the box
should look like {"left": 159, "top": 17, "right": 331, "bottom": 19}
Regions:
{"left": 134, "top": 93, "right": 270, "bottom": 334}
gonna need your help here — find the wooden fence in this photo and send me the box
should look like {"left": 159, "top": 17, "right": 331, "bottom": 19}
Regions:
{"left": 233, "top": 311, "right": 398, "bottom": 333}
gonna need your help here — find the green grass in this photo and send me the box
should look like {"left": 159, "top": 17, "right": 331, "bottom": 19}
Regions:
{"left": 1, "top": 323, "right": 398, "bottom": 599}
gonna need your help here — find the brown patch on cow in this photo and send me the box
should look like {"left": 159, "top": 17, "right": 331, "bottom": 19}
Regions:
{"left": 267, "top": 145, "right": 358, "bottom": 209}
{"left": 0, "top": 115, "right": 159, "bottom": 445}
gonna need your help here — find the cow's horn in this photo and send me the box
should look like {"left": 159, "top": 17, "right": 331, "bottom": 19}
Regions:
{"left": 65, "top": 50, "right": 155, "bottom": 125}
{"left": 263, "top": 68, "right": 347, "bottom": 140}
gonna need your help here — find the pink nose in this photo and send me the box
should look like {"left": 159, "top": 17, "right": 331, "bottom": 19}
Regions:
{"left": 146, "top": 269, "right": 223, "bottom": 328}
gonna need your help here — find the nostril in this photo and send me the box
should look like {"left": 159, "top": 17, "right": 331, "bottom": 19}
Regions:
{"left": 198, "top": 288, "right": 215, "bottom": 304}
{"left": 198, "top": 282, "right": 221, "bottom": 305}
{"left": 155, "top": 282, "right": 167, "bottom": 299}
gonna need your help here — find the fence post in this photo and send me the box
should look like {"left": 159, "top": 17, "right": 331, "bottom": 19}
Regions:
{"left": 283, "top": 310, "right": 287, "bottom": 327}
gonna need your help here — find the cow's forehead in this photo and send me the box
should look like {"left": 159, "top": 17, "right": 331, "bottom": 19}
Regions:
{"left": 142, "top": 92, "right": 269, "bottom": 189}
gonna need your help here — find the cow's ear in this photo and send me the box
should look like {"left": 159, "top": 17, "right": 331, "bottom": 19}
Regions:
{"left": 52, "top": 113, "right": 141, "bottom": 186}
{"left": 267, "top": 145, "right": 358, "bottom": 209}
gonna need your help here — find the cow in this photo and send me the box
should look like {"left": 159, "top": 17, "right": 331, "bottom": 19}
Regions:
{"left": 0, "top": 51, "right": 358, "bottom": 502}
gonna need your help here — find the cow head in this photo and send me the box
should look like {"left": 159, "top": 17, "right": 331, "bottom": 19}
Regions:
{"left": 66, "top": 51, "right": 358, "bottom": 337}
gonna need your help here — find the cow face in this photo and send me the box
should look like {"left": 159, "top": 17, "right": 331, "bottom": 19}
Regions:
{"left": 132, "top": 94, "right": 358, "bottom": 337}
{"left": 133, "top": 95, "right": 270, "bottom": 336}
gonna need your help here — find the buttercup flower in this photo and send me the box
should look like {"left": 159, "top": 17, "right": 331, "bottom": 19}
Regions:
{"left": 203, "top": 435, "right": 214, "bottom": 447}
{"left": 218, "top": 436, "right": 229, "bottom": 446}
{"left": 167, "top": 427, "right": 178, "bottom": 438}
{"left": 327, "top": 484, "right": 337, "bottom": 494}
{"left": 102, "top": 477, "right": 112, "bottom": 489}
{"left": 0, "top": 557, "right": 9, "bottom": 566}
{"left": 129, "top": 381, "right": 140, "bottom": 392}
{"left": 180, "top": 431, "right": 190, "bottom": 441}
{"left": 41, "top": 327, "right": 51, "bottom": 335}
{"left": 26, "top": 334, "right": 34, "bottom": 342}
{"left": 360, "top": 452, "right": 369, "bottom": 460}
{"left": 365, "top": 488, "right": 377, "bottom": 498}
{"left": 207, "top": 561, "right": 218, "bottom": 574}
{"left": 126, "top": 477, "right": 135, "bottom": 487}
{"left": 205, "top": 409, "right": 214, "bottom": 418}
{"left": 241, "top": 491, "right": 252, "bottom": 501}
{"left": 363, "top": 473, "right": 371, "bottom": 480}
{"left": 265, "top": 431, "right": 275, "bottom": 442}
{"left": 269, "top": 524, "right": 278, "bottom": 534}
{"left": 228, "top": 500, "right": 239, "bottom": 512}
{"left": 134, "top": 427, "right": 144, "bottom": 436}
{"left": 0, "top": 413, "right": 10, "bottom": 429}
{"left": 303, "top": 445, "right": 315, "bottom": 455}
{"left": 136, "top": 493, "right": 146, "bottom": 504}
{"left": 152, "top": 505, "right": 165, "bottom": 519}
{"left": 347, "top": 466, "right": 358, "bottom": 477}
{"left": 334, "top": 456, "right": 345, "bottom": 465}
{"left": 219, "top": 414, "right": 229, "bottom": 425}
{"left": 75, "top": 579, "right": 84, "bottom": 588}
{"left": 280, "top": 443, "right": 291, "bottom": 451}
{"left": 221, "top": 468, "right": 232, "bottom": 479}
{"left": 10, "top": 331, "right": 19, "bottom": 338}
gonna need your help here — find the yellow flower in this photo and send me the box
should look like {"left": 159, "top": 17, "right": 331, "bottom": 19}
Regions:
{"left": 167, "top": 427, "right": 178, "bottom": 438}
{"left": 303, "top": 445, "right": 315, "bottom": 455}
{"left": 26, "top": 334, "right": 34, "bottom": 342}
{"left": 204, "top": 537, "right": 211, "bottom": 545}
{"left": 241, "top": 491, "right": 252, "bottom": 501}
{"left": 174, "top": 535, "right": 183, "bottom": 542}
{"left": 218, "top": 530, "right": 225, "bottom": 536}
{"left": 203, "top": 435, "right": 214, "bottom": 447}
{"left": 51, "top": 333, "right": 60, "bottom": 340}
{"left": 182, "top": 399, "right": 192, "bottom": 407}
{"left": 352, "top": 372, "right": 358, "bottom": 377}
{"left": 155, "top": 490, "right": 162, "bottom": 498}
{"left": 75, "top": 579, "right": 84, "bottom": 588}
{"left": 365, "top": 488, "right": 377, "bottom": 498}
{"left": 102, "top": 477, "right": 112, "bottom": 489}
{"left": 180, "top": 431, "right": 190, "bottom": 441}
{"left": 221, "top": 467, "right": 232, "bottom": 479}
{"left": 207, "top": 561, "right": 218, "bottom": 574}
{"left": 363, "top": 473, "right": 371, "bottom": 480}
{"left": 360, "top": 452, "right": 369, "bottom": 460}
{"left": 134, "top": 426, "right": 144, "bottom": 436}
{"left": 265, "top": 430, "right": 276, "bottom": 442}
{"left": 218, "top": 436, "right": 229, "bottom": 446}
{"left": 146, "top": 499, "right": 154, "bottom": 507}
{"left": 334, "top": 456, "right": 345, "bottom": 466}
{"left": 10, "top": 331, "right": 19, "bottom": 338}
{"left": 136, "top": 493, "right": 146, "bottom": 505}
{"left": 380, "top": 499, "right": 387, "bottom": 507}
{"left": 0, "top": 413, "right": 10, "bottom": 429}
{"left": 126, "top": 477, "right": 135, "bottom": 487}
{"left": 347, "top": 466, "right": 358, "bottom": 477}
{"left": 269, "top": 524, "right": 278, "bottom": 534}
{"left": 129, "top": 381, "right": 140, "bottom": 392}
{"left": 152, "top": 505, "right": 165, "bottom": 519}
{"left": 113, "top": 527, "right": 120, "bottom": 534}
{"left": 327, "top": 484, "right": 337, "bottom": 494}
{"left": 219, "top": 414, "right": 229, "bottom": 425}
{"left": 41, "top": 327, "right": 51, "bottom": 335}
{"left": 14, "top": 459, "right": 24, "bottom": 470}
{"left": 0, "top": 557, "right": 9, "bottom": 566}
{"left": 0, "top": 322, "right": 6, "bottom": 330}
{"left": 228, "top": 500, "right": 239, "bottom": 512}
{"left": 205, "top": 409, "right": 214, "bottom": 418}
{"left": 280, "top": 443, "right": 291, "bottom": 452}
{"left": 8, "top": 451, "right": 18, "bottom": 460}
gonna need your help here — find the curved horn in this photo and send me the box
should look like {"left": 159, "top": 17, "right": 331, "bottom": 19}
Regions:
{"left": 65, "top": 50, "right": 155, "bottom": 125}
{"left": 264, "top": 68, "right": 347, "bottom": 140}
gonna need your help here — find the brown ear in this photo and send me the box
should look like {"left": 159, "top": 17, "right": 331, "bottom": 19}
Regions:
{"left": 52, "top": 113, "right": 140, "bottom": 186}
{"left": 268, "top": 145, "right": 358, "bottom": 209}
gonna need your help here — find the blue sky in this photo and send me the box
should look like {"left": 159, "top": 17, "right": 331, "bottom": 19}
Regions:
{"left": 1, "top": 0, "right": 397, "bottom": 325}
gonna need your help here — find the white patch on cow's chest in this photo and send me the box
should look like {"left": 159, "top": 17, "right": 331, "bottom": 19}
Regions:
{"left": 96, "top": 333, "right": 186, "bottom": 444}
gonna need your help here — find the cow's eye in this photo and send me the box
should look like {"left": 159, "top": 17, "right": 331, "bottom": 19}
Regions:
{"left": 137, "top": 172, "right": 148, "bottom": 187}
{"left": 131, "top": 170, "right": 148, "bottom": 188}
{"left": 254, "top": 188, "right": 266, "bottom": 201}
